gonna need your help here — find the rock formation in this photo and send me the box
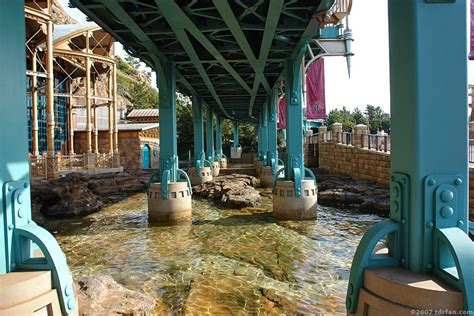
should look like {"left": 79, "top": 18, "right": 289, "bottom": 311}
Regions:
{"left": 74, "top": 275, "right": 156, "bottom": 315}
{"left": 31, "top": 171, "right": 149, "bottom": 219}
{"left": 193, "top": 174, "right": 261, "bottom": 208}
{"left": 313, "top": 168, "right": 390, "bottom": 216}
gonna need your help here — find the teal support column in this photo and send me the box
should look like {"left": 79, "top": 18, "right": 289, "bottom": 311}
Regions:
{"left": 284, "top": 51, "right": 305, "bottom": 196}
{"left": 267, "top": 89, "right": 279, "bottom": 171}
{"left": 205, "top": 107, "right": 215, "bottom": 162}
{"left": 156, "top": 60, "right": 179, "bottom": 189}
{"left": 192, "top": 96, "right": 205, "bottom": 169}
{"left": 215, "top": 114, "right": 223, "bottom": 158}
{"left": 346, "top": 0, "right": 474, "bottom": 312}
{"left": 232, "top": 121, "right": 239, "bottom": 148}
{"left": 0, "top": 2, "right": 76, "bottom": 314}
{"left": 257, "top": 118, "right": 262, "bottom": 160}
{"left": 260, "top": 103, "right": 268, "bottom": 162}
{"left": 281, "top": 129, "right": 287, "bottom": 147}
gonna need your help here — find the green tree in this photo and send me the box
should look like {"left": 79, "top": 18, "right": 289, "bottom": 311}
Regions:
{"left": 352, "top": 107, "right": 368, "bottom": 125}
{"left": 125, "top": 55, "right": 141, "bottom": 70}
{"left": 365, "top": 105, "right": 390, "bottom": 134}
{"left": 126, "top": 77, "right": 158, "bottom": 113}
{"left": 176, "top": 97, "right": 193, "bottom": 159}
{"left": 326, "top": 106, "right": 355, "bottom": 131}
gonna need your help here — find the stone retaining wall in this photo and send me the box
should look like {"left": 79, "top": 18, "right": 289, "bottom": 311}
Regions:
{"left": 309, "top": 123, "right": 473, "bottom": 220}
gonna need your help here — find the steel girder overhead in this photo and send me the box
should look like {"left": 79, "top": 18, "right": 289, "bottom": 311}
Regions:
{"left": 69, "top": 0, "right": 336, "bottom": 122}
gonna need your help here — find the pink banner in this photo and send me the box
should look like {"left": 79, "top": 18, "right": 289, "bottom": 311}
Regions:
{"left": 306, "top": 58, "right": 326, "bottom": 119}
{"left": 470, "top": 0, "right": 474, "bottom": 60}
{"left": 278, "top": 95, "right": 286, "bottom": 129}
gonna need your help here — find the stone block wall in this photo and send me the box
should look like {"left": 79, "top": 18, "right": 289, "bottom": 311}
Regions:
{"left": 74, "top": 130, "right": 144, "bottom": 170}
{"left": 304, "top": 137, "right": 318, "bottom": 168}
{"left": 318, "top": 142, "right": 391, "bottom": 186}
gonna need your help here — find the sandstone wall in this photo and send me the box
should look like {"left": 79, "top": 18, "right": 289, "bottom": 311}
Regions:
{"left": 318, "top": 142, "right": 390, "bottom": 186}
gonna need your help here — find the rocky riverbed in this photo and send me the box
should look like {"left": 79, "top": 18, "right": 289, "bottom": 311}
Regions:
{"left": 31, "top": 169, "right": 390, "bottom": 224}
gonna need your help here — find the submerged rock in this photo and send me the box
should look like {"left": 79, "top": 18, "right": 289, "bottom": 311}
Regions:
{"left": 31, "top": 171, "right": 149, "bottom": 219}
{"left": 74, "top": 275, "right": 155, "bottom": 315}
{"left": 193, "top": 174, "right": 261, "bottom": 207}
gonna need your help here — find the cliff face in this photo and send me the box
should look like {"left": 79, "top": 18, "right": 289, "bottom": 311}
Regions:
{"left": 52, "top": 0, "right": 77, "bottom": 24}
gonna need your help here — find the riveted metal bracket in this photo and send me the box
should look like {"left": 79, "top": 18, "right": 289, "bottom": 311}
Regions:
{"left": 423, "top": 174, "right": 467, "bottom": 272}
{"left": 390, "top": 172, "right": 410, "bottom": 268}
{"left": 3, "top": 180, "right": 32, "bottom": 272}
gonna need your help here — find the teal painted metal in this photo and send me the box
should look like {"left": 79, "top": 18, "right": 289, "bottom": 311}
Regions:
{"left": 283, "top": 49, "right": 306, "bottom": 196}
{"left": 70, "top": 0, "right": 334, "bottom": 122}
{"left": 262, "top": 102, "right": 269, "bottom": 160}
{"left": 205, "top": 107, "right": 215, "bottom": 162}
{"left": 267, "top": 89, "right": 279, "bottom": 172}
{"left": 347, "top": 0, "right": 474, "bottom": 312}
{"left": 257, "top": 117, "right": 262, "bottom": 160}
{"left": 156, "top": 59, "right": 179, "bottom": 198}
{"left": 232, "top": 121, "right": 239, "bottom": 149}
{"left": 1, "top": 2, "right": 75, "bottom": 314}
{"left": 142, "top": 145, "right": 150, "bottom": 169}
{"left": 192, "top": 96, "right": 206, "bottom": 170}
{"left": 215, "top": 114, "right": 223, "bottom": 158}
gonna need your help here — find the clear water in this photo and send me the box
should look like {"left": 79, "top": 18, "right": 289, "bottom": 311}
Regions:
{"left": 44, "top": 188, "right": 381, "bottom": 315}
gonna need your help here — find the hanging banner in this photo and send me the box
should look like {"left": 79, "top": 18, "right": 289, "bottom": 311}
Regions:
{"left": 306, "top": 58, "right": 326, "bottom": 119}
{"left": 470, "top": 0, "right": 474, "bottom": 60}
{"left": 278, "top": 95, "right": 286, "bottom": 129}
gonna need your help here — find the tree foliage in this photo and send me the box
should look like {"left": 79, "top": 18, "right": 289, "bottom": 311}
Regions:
{"left": 115, "top": 56, "right": 158, "bottom": 114}
{"left": 325, "top": 105, "right": 389, "bottom": 133}
{"left": 176, "top": 96, "right": 194, "bottom": 159}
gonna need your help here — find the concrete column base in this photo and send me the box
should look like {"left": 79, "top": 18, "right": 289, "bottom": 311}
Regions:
{"left": 0, "top": 271, "right": 78, "bottom": 316}
{"left": 260, "top": 165, "right": 284, "bottom": 188}
{"left": 189, "top": 167, "right": 213, "bottom": 186}
{"left": 219, "top": 157, "right": 227, "bottom": 169}
{"left": 211, "top": 161, "right": 220, "bottom": 177}
{"left": 148, "top": 181, "right": 192, "bottom": 222}
{"left": 349, "top": 268, "right": 463, "bottom": 315}
{"left": 273, "top": 180, "right": 317, "bottom": 220}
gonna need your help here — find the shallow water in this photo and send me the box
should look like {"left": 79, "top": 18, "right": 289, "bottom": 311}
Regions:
{"left": 44, "top": 187, "right": 381, "bottom": 315}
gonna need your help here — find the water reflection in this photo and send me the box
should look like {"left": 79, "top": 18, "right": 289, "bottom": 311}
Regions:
{"left": 44, "top": 188, "right": 381, "bottom": 314}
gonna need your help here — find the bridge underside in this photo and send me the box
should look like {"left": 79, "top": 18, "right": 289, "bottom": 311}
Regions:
{"left": 1, "top": 1, "right": 473, "bottom": 315}
{"left": 71, "top": 0, "right": 333, "bottom": 122}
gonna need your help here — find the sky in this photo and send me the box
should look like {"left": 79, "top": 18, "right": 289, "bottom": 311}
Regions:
{"left": 61, "top": 0, "right": 474, "bottom": 114}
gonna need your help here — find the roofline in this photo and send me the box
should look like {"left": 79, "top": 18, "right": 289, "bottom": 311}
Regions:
{"left": 53, "top": 24, "right": 103, "bottom": 46}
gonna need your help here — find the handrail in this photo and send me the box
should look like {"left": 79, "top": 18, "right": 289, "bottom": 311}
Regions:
{"left": 177, "top": 168, "right": 193, "bottom": 194}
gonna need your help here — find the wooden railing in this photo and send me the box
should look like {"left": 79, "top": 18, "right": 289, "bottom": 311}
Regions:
{"left": 29, "top": 152, "right": 120, "bottom": 179}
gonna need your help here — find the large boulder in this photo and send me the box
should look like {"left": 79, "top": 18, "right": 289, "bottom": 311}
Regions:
{"left": 312, "top": 168, "right": 390, "bottom": 217}
{"left": 74, "top": 275, "right": 155, "bottom": 315}
{"left": 30, "top": 171, "right": 149, "bottom": 219}
{"left": 193, "top": 174, "right": 261, "bottom": 207}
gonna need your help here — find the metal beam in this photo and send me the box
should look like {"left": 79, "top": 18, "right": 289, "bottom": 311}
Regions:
{"left": 73, "top": 0, "right": 199, "bottom": 99}
{"left": 213, "top": 0, "right": 283, "bottom": 115}
{"left": 155, "top": 0, "right": 252, "bottom": 96}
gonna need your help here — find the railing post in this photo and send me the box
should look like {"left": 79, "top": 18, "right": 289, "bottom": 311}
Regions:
{"left": 318, "top": 126, "right": 328, "bottom": 143}
{"left": 332, "top": 122, "right": 342, "bottom": 144}
{"left": 353, "top": 124, "right": 367, "bottom": 149}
